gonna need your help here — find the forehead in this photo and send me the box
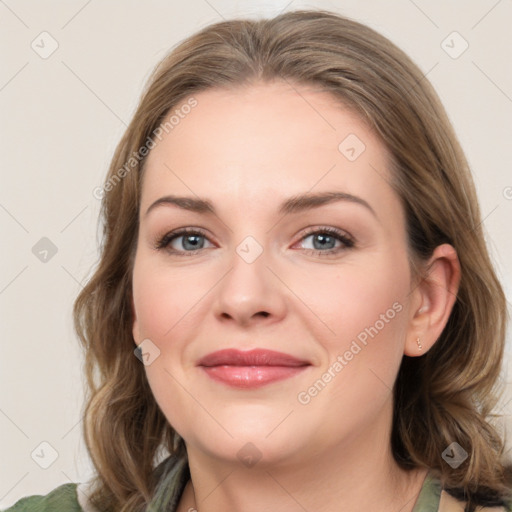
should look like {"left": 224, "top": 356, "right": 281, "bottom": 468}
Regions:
{"left": 141, "top": 81, "right": 396, "bottom": 216}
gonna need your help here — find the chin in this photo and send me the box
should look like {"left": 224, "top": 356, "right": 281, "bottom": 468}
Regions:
{"left": 186, "top": 422, "right": 311, "bottom": 469}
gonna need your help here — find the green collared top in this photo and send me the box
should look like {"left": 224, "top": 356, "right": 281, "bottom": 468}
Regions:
{"left": 1, "top": 462, "right": 508, "bottom": 512}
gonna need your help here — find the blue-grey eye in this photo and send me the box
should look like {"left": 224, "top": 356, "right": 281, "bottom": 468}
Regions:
{"left": 304, "top": 232, "right": 339, "bottom": 251}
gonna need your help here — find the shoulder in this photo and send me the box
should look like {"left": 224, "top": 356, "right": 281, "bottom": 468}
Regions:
{"left": 413, "top": 472, "right": 512, "bottom": 512}
{"left": 2, "top": 483, "right": 82, "bottom": 512}
{"left": 439, "top": 490, "right": 512, "bottom": 512}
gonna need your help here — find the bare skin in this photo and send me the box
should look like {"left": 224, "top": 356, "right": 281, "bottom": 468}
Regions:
{"left": 131, "top": 81, "right": 460, "bottom": 512}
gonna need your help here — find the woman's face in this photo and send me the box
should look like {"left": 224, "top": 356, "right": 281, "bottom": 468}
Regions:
{"left": 132, "top": 81, "right": 420, "bottom": 468}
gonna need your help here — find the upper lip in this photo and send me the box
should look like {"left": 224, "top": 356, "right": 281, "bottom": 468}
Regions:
{"left": 197, "top": 348, "right": 311, "bottom": 367}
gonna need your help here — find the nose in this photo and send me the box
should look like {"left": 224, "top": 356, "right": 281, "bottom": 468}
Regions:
{"left": 212, "top": 240, "right": 287, "bottom": 328}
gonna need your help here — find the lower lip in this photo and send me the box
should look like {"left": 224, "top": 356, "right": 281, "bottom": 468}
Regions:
{"left": 200, "top": 365, "right": 309, "bottom": 389}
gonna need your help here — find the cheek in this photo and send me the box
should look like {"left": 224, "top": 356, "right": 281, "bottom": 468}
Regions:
{"left": 132, "top": 257, "right": 205, "bottom": 342}
{"left": 294, "top": 259, "right": 409, "bottom": 348}
{"left": 295, "top": 255, "right": 409, "bottom": 399}
{"left": 293, "top": 265, "right": 408, "bottom": 434}
{"left": 132, "top": 257, "right": 204, "bottom": 438}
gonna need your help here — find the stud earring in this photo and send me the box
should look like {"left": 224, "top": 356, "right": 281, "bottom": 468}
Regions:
{"left": 416, "top": 337, "right": 423, "bottom": 351}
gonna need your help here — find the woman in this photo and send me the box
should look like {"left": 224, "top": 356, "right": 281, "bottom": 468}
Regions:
{"left": 5, "top": 8, "right": 510, "bottom": 512}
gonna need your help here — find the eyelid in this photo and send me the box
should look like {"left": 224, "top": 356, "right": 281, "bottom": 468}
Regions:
{"left": 154, "top": 227, "right": 214, "bottom": 252}
{"left": 297, "top": 225, "right": 354, "bottom": 244}
{"left": 292, "top": 226, "right": 355, "bottom": 255}
{"left": 154, "top": 225, "right": 355, "bottom": 256}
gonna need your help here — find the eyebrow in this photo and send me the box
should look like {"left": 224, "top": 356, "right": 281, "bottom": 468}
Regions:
{"left": 145, "top": 191, "right": 377, "bottom": 219}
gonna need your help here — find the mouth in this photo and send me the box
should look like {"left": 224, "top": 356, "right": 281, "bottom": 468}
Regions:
{"left": 197, "top": 348, "right": 312, "bottom": 389}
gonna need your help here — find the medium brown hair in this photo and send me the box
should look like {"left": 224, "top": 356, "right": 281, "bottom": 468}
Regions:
{"left": 73, "top": 9, "right": 510, "bottom": 510}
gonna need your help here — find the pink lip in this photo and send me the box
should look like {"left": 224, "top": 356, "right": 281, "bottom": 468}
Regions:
{"left": 197, "top": 348, "right": 311, "bottom": 389}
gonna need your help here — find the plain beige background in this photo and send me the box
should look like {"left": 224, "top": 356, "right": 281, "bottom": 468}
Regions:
{"left": 1, "top": 0, "right": 511, "bottom": 507}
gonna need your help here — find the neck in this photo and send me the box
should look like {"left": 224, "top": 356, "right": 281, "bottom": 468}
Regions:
{"left": 177, "top": 404, "right": 428, "bottom": 512}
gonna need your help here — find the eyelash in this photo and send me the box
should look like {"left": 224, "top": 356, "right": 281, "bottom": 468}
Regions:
{"left": 155, "top": 226, "right": 355, "bottom": 257}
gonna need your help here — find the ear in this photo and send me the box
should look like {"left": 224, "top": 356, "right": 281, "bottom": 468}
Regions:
{"left": 404, "top": 243, "right": 461, "bottom": 357}
{"left": 131, "top": 293, "right": 140, "bottom": 346}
